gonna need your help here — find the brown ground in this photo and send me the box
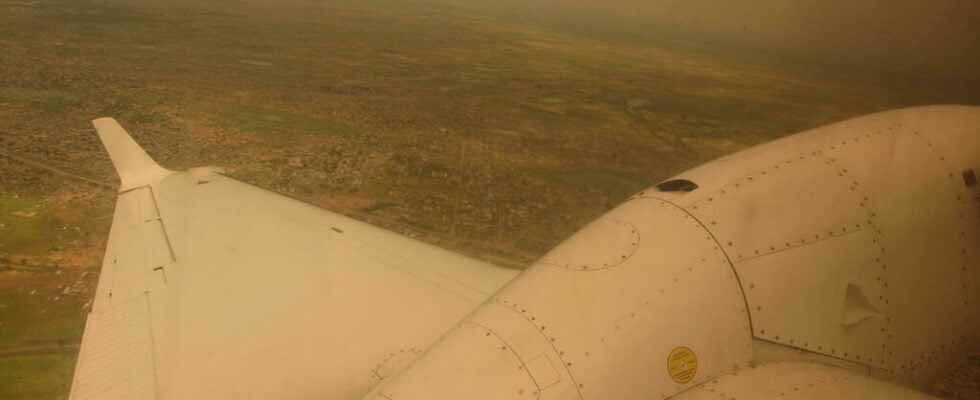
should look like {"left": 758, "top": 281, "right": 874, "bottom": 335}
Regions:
{"left": 0, "top": 0, "right": 977, "bottom": 398}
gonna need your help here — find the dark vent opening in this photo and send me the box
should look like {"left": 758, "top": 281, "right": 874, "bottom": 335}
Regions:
{"left": 656, "top": 179, "right": 698, "bottom": 192}
{"left": 963, "top": 169, "right": 977, "bottom": 187}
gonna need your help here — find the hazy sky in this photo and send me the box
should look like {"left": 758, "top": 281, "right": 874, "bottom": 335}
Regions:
{"left": 597, "top": 0, "right": 979, "bottom": 75}
{"left": 452, "top": 0, "right": 980, "bottom": 83}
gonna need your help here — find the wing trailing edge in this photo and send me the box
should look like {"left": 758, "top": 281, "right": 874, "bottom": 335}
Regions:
{"left": 92, "top": 117, "right": 172, "bottom": 191}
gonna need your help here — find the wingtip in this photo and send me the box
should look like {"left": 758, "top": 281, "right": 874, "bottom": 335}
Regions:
{"left": 92, "top": 117, "right": 171, "bottom": 191}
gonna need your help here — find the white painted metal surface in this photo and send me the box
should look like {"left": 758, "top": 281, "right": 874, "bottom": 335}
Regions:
{"left": 367, "top": 106, "right": 980, "bottom": 399}
{"left": 367, "top": 196, "right": 754, "bottom": 400}
{"left": 662, "top": 105, "right": 980, "bottom": 387}
{"left": 70, "top": 120, "right": 519, "bottom": 400}
{"left": 672, "top": 362, "right": 938, "bottom": 400}
{"left": 71, "top": 107, "right": 980, "bottom": 399}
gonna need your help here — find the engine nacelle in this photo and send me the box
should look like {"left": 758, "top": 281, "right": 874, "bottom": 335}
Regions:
{"left": 365, "top": 105, "right": 980, "bottom": 399}
{"left": 367, "top": 195, "right": 752, "bottom": 400}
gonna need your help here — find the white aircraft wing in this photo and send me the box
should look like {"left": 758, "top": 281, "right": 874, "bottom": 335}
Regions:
{"left": 69, "top": 118, "right": 519, "bottom": 400}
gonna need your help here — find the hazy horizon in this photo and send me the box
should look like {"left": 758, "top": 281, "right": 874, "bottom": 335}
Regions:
{"left": 434, "top": 0, "right": 980, "bottom": 88}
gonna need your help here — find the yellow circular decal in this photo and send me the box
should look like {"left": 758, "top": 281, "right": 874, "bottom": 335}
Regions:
{"left": 667, "top": 346, "right": 698, "bottom": 384}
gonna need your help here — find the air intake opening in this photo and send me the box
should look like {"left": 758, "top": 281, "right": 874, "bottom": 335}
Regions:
{"left": 963, "top": 169, "right": 977, "bottom": 187}
{"left": 656, "top": 179, "right": 698, "bottom": 192}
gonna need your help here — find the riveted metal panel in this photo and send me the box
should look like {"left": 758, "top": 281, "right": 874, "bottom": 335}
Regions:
{"left": 802, "top": 120, "right": 980, "bottom": 383}
{"left": 870, "top": 130, "right": 976, "bottom": 384}
{"left": 676, "top": 141, "right": 887, "bottom": 365}
{"left": 672, "top": 362, "right": 937, "bottom": 400}
{"left": 368, "top": 196, "right": 753, "bottom": 400}
{"left": 908, "top": 110, "right": 980, "bottom": 364}
{"left": 647, "top": 107, "right": 980, "bottom": 388}
{"left": 737, "top": 228, "right": 887, "bottom": 365}
{"left": 685, "top": 153, "right": 871, "bottom": 264}
{"left": 903, "top": 106, "right": 980, "bottom": 171}
{"left": 537, "top": 218, "right": 639, "bottom": 271}
{"left": 370, "top": 321, "right": 542, "bottom": 400}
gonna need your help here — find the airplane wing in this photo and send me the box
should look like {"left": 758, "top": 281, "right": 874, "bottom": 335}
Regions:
{"left": 672, "top": 361, "right": 938, "bottom": 400}
{"left": 69, "top": 119, "right": 519, "bottom": 400}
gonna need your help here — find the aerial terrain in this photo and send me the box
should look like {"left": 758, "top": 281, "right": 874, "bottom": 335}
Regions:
{"left": 0, "top": 0, "right": 978, "bottom": 398}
